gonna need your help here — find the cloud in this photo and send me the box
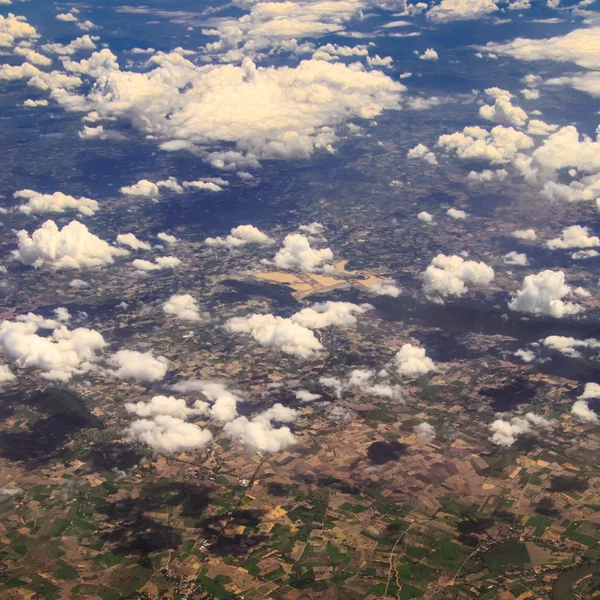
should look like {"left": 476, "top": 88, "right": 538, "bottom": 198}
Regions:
{"left": 427, "top": 0, "right": 499, "bottom": 22}
{"left": 120, "top": 179, "right": 160, "bottom": 197}
{"left": 479, "top": 94, "right": 528, "bottom": 128}
{"left": 13, "top": 47, "right": 52, "bottom": 66}
{"left": 41, "top": 34, "right": 97, "bottom": 56}
{"left": 438, "top": 125, "right": 534, "bottom": 164}
{"left": 132, "top": 256, "right": 182, "bottom": 272}
{"left": 163, "top": 294, "right": 201, "bottom": 322}
{"left": 116, "top": 233, "right": 151, "bottom": 250}
{"left": 370, "top": 281, "right": 401, "bottom": 297}
{"left": 546, "top": 225, "right": 600, "bottom": 250}
{"left": 157, "top": 232, "right": 178, "bottom": 245}
{"left": 489, "top": 412, "right": 551, "bottom": 446}
{"left": 572, "top": 400, "right": 598, "bottom": 423}
{"left": 418, "top": 211, "right": 434, "bottom": 223}
{"left": 532, "top": 127, "right": 600, "bottom": 175}
{"left": 467, "top": 169, "right": 508, "bottom": 182}
{"left": 223, "top": 403, "right": 298, "bottom": 453}
{"left": 513, "top": 228, "right": 536, "bottom": 241}
{"left": 407, "top": 143, "right": 437, "bottom": 165}
{"left": 572, "top": 249, "right": 599, "bottom": 259}
{"left": 273, "top": 233, "right": 333, "bottom": 272}
{"left": 447, "top": 208, "right": 467, "bottom": 219}
{"left": 23, "top": 98, "right": 49, "bottom": 107}
{"left": 508, "top": 270, "right": 584, "bottom": 317}
{"left": 572, "top": 383, "right": 600, "bottom": 422}
{"left": 419, "top": 48, "right": 439, "bottom": 60}
{"left": 521, "top": 88, "right": 539, "bottom": 100}
{"left": 13, "top": 220, "right": 128, "bottom": 269}
{"left": 43, "top": 51, "right": 404, "bottom": 169}
{"left": 320, "top": 368, "right": 405, "bottom": 401}
{"left": 125, "top": 395, "right": 209, "bottom": 420}
{"left": 56, "top": 13, "right": 78, "bottom": 23}
{"left": 70, "top": 278, "right": 89, "bottom": 288}
{"left": 0, "top": 13, "right": 38, "bottom": 48}
{"left": 541, "top": 335, "right": 600, "bottom": 358}
{"left": 295, "top": 389, "right": 321, "bottom": 402}
{"left": 415, "top": 422, "right": 435, "bottom": 437}
{"left": 0, "top": 487, "right": 23, "bottom": 497}
{"left": 527, "top": 119, "right": 557, "bottom": 136}
{"left": 171, "top": 380, "right": 241, "bottom": 422}
{"left": 423, "top": 254, "right": 494, "bottom": 300}
{"left": 504, "top": 251, "right": 528, "bottom": 266}
{"left": 0, "top": 364, "right": 15, "bottom": 382}
{"left": 14, "top": 189, "right": 99, "bottom": 216}
{"left": 206, "top": 224, "right": 273, "bottom": 249}
{"left": 540, "top": 173, "right": 600, "bottom": 204}
{"left": 225, "top": 301, "right": 371, "bottom": 358}
{"left": 0, "top": 314, "right": 105, "bottom": 381}
{"left": 477, "top": 27, "right": 600, "bottom": 70}
{"left": 127, "top": 415, "right": 213, "bottom": 454}
{"left": 226, "top": 313, "right": 323, "bottom": 358}
{"left": 291, "top": 301, "right": 372, "bottom": 329}
{"left": 514, "top": 348, "right": 536, "bottom": 362}
{"left": 108, "top": 350, "right": 168, "bottom": 381}
{"left": 394, "top": 343, "right": 436, "bottom": 377}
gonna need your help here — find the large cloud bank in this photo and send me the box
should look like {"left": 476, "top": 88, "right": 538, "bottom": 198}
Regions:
{"left": 22, "top": 50, "right": 405, "bottom": 169}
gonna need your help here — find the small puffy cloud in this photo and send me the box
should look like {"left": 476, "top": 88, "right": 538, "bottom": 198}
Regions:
{"left": 23, "top": 98, "right": 49, "bottom": 107}
{"left": 171, "top": 380, "right": 241, "bottom": 422}
{"left": 572, "top": 400, "right": 598, "bottom": 423}
{"left": 224, "top": 403, "right": 298, "bottom": 453}
{"left": 438, "top": 125, "right": 533, "bottom": 164}
{"left": 467, "top": 169, "right": 508, "bottom": 183}
{"left": 225, "top": 301, "right": 371, "bottom": 358}
{"left": 108, "top": 350, "right": 168, "bottom": 381}
{"left": 132, "top": 256, "right": 182, "bottom": 272}
{"left": 572, "top": 250, "right": 599, "bottom": 260}
{"left": 298, "top": 222, "right": 326, "bottom": 236}
{"left": 546, "top": 225, "right": 600, "bottom": 250}
{"left": 513, "top": 228, "right": 536, "bottom": 241}
{"left": 226, "top": 313, "right": 322, "bottom": 358}
{"left": 157, "top": 232, "right": 178, "bottom": 245}
{"left": 125, "top": 395, "right": 209, "bottom": 420}
{"left": 120, "top": 179, "right": 159, "bottom": 197}
{"left": 70, "top": 278, "right": 88, "bottom": 288}
{"left": 423, "top": 254, "right": 494, "bottom": 300}
{"left": 163, "top": 294, "right": 201, "bottom": 322}
{"left": 508, "top": 270, "right": 583, "bottom": 317}
{"left": 13, "top": 47, "right": 51, "bottom": 66}
{"left": 205, "top": 224, "right": 273, "bottom": 249}
{"left": 514, "top": 348, "right": 536, "bottom": 362}
{"left": 41, "top": 34, "right": 96, "bottom": 56}
{"left": 295, "top": 389, "right": 321, "bottom": 402}
{"left": 504, "top": 251, "right": 528, "bottom": 266}
{"left": 56, "top": 12, "right": 78, "bottom": 22}
{"left": 427, "top": 0, "right": 499, "bottom": 22}
{"left": 418, "top": 211, "right": 434, "bottom": 223}
{"left": 490, "top": 412, "right": 551, "bottom": 446}
{"left": 116, "top": 233, "right": 151, "bottom": 250}
{"left": 320, "top": 368, "right": 405, "bottom": 401}
{"left": 15, "top": 189, "right": 99, "bottom": 216}
{"left": 0, "top": 364, "right": 15, "bottom": 383}
{"left": 527, "top": 119, "right": 557, "bottom": 136}
{"left": 394, "top": 343, "right": 436, "bottom": 378}
{"left": 415, "top": 422, "right": 435, "bottom": 438}
{"left": 407, "top": 143, "right": 437, "bottom": 165}
{"left": 541, "top": 173, "right": 600, "bottom": 204}
{"left": 370, "top": 281, "right": 401, "bottom": 297}
{"left": 541, "top": 335, "right": 600, "bottom": 358}
{"left": 419, "top": 48, "right": 438, "bottom": 61}
{"left": 447, "top": 208, "right": 467, "bottom": 219}
{"left": 521, "top": 88, "right": 539, "bottom": 100}
{"left": 0, "top": 315, "right": 105, "bottom": 381}
{"left": 13, "top": 220, "right": 128, "bottom": 269}
{"left": 479, "top": 96, "right": 528, "bottom": 128}
{"left": 0, "top": 14, "right": 38, "bottom": 48}
{"left": 273, "top": 233, "right": 333, "bottom": 272}
{"left": 127, "top": 415, "right": 213, "bottom": 454}
{"left": 291, "top": 301, "right": 372, "bottom": 329}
